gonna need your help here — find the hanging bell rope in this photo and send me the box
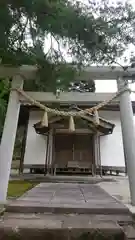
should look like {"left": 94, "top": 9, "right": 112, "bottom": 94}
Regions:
{"left": 93, "top": 109, "right": 100, "bottom": 125}
{"left": 41, "top": 111, "right": 48, "bottom": 127}
{"left": 69, "top": 116, "right": 75, "bottom": 132}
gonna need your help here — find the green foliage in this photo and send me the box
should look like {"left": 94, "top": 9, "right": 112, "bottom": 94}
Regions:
{"left": 24, "top": 62, "right": 77, "bottom": 92}
{"left": 0, "top": 0, "right": 135, "bottom": 136}
{"left": 0, "top": 0, "right": 135, "bottom": 90}
{"left": 0, "top": 79, "right": 10, "bottom": 138}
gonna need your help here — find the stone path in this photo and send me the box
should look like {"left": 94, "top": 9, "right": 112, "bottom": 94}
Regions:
{"left": 3, "top": 183, "right": 135, "bottom": 239}
{"left": 98, "top": 177, "right": 130, "bottom": 204}
{"left": 7, "top": 183, "right": 129, "bottom": 215}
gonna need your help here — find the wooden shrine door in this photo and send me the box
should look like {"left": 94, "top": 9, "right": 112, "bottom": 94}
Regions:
{"left": 73, "top": 134, "right": 93, "bottom": 165}
{"left": 54, "top": 134, "right": 73, "bottom": 168}
{"left": 54, "top": 133, "right": 94, "bottom": 168}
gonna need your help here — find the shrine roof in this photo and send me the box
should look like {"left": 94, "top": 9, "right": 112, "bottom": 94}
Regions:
{"left": 33, "top": 106, "right": 115, "bottom": 136}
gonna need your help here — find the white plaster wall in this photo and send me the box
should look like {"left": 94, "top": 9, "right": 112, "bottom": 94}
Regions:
{"left": 24, "top": 111, "right": 47, "bottom": 166}
{"left": 24, "top": 110, "right": 134, "bottom": 168}
{"left": 99, "top": 111, "right": 125, "bottom": 167}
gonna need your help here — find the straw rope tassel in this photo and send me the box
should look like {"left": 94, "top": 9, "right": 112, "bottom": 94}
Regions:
{"left": 94, "top": 109, "right": 99, "bottom": 125}
{"left": 41, "top": 111, "right": 48, "bottom": 127}
{"left": 69, "top": 116, "right": 75, "bottom": 132}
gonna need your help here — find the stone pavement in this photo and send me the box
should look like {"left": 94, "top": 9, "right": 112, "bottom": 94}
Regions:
{"left": 2, "top": 182, "right": 135, "bottom": 239}
{"left": 7, "top": 183, "right": 129, "bottom": 215}
{"left": 98, "top": 176, "right": 130, "bottom": 205}
{"left": 97, "top": 176, "right": 135, "bottom": 217}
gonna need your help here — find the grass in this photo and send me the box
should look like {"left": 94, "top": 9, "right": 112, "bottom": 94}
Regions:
{"left": 8, "top": 180, "right": 37, "bottom": 198}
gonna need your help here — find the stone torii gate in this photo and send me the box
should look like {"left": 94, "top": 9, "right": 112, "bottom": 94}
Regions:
{"left": 0, "top": 65, "right": 135, "bottom": 205}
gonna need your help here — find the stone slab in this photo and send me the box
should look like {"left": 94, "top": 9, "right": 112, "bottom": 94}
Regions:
{"left": 0, "top": 213, "right": 125, "bottom": 240}
{"left": 2, "top": 212, "right": 133, "bottom": 223}
{"left": 6, "top": 183, "right": 129, "bottom": 215}
{"left": 0, "top": 227, "right": 124, "bottom": 240}
{"left": 6, "top": 203, "right": 129, "bottom": 215}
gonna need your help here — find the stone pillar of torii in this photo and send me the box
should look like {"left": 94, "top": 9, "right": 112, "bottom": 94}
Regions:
{"left": 117, "top": 77, "right": 135, "bottom": 205}
{"left": 0, "top": 65, "right": 135, "bottom": 205}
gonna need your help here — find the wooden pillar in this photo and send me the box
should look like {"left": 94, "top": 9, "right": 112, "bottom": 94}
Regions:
{"left": 48, "top": 130, "right": 53, "bottom": 174}
{"left": 45, "top": 130, "right": 53, "bottom": 175}
{"left": 94, "top": 135, "right": 98, "bottom": 166}
{"left": 0, "top": 76, "right": 23, "bottom": 204}
{"left": 94, "top": 134, "right": 101, "bottom": 176}
{"left": 19, "top": 118, "right": 29, "bottom": 175}
{"left": 44, "top": 133, "right": 49, "bottom": 175}
{"left": 117, "top": 77, "right": 135, "bottom": 205}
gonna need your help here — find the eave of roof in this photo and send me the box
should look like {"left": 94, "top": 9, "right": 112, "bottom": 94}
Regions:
{"left": 33, "top": 108, "right": 115, "bottom": 136}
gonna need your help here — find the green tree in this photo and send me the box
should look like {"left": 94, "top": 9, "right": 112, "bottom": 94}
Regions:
{"left": 0, "top": 79, "right": 10, "bottom": 138}
{"left": 0, "top": 0, "right": 135, "bottom": 86}
{"left": 0, "top": 0, "right": 135, "bottom": 135}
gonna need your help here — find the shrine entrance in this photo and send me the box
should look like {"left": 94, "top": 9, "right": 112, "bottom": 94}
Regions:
{"left": 53, "top": 133, "right": 94, "bottom": 174}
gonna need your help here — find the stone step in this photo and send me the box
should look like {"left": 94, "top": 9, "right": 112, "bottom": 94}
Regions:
{"left": 10, "top": 174, "right": 116, "bottom": 184}
{"left": 0, "top": 213, "right": 126, "bottom": 240}
{"left": 123, "top": 225, "right": 135, "bottom": 239}
{"left": 6, "top": 200, "right": 130, "bottom": 215}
